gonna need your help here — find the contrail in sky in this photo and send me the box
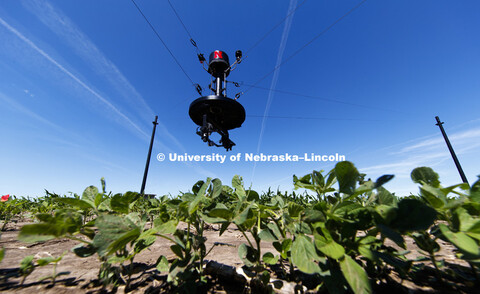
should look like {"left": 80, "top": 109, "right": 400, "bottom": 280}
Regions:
{"left": 21, "top": 0, "right": 189, "bottom": 152}
{"left": 0, "top": 16, "right": 149, "bottom": 139}
{"left": 251, "top": 0, "right": 298, "bottom": 183}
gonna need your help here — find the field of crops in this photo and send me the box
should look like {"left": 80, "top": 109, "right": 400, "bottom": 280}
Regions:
{"left": 1, "top": 161, "right": 479, "bottom": 293}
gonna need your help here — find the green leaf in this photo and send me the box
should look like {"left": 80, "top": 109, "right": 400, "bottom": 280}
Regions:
{"left": 333, "top": 201, "right": 362, "bottom": 217}
{"left": 92, "top": 214, "right": 138, "bottom": 257}
{"left": 125, "top": 191, "right": 140, "bottom": 208}
{"left": 375, "top": 175, "right": 394, "bottom": 188}
{"left": 20, "top": 255, "right": 35, "bottom": 276}
{"left": 454, "top": 207, "right": 479, "bottom": 232}
{"left": 238, "top": 243, "right": 256, "bottom": 267}
{"left": 312, "top": 170, "right": 325, "bottom": 188}
{"left": 411, "top": 167, "right": 440, "bottom": 187}
{"left": 211, "top": 178, "right": 222, "bottom": 198}
{"left": 335, "top": 161, "right": 359, "bottom": 195}
{"left": 314, "top": 238, "right": 345, "bottom": 260}
{"left": 108, "top": 255, "right": 129, "bottom": 264}
{"left": 197, "top": 178, "right": 211, "bottom": 198}
{"left": 291, "top": 235, "right": 320, "bottom": 274}
{"left": 101, "top": 177, "right": 106, "bottom": 193}
{"left": 390, "top": 199, "right": 437, "bottom": 232}
{"left": 412, "top": 232, "right": 439, "bottom": 254}
{"left": 339, "top": 255, "right": 372, "bottom": 294}
{"left": 246, "top": 190, "right": 260, "bottom": 201}
{"left": 0, "top": 248, "right": 4, "bottom": 263}
{"left": 303, "top": 208, "right": 325, "bottom": 223}
{"left": 467, "top": 220, "right": 480, "bottom": 234}
{"left": 188, "top": 193, "right": 205, "bottom": 215}
{"left": 208, "top": 207, "right": 233, "bottom": 220}
{"left": 374, "top": 205, "right": 397, "bottom": 225}
{"left": 170, "top": 244, "right": 184, "bottom": 258}
{"left": 72, "top": 243, "right": 96, "bottom": 258}
{"left": 441, "top": 183, "right": 469, "bottom": 197}
{"left": 134, "top": 235, "right": 156, "bottom": 254}
{"left": 199, "top": 212, "right": 227, "bottom": 224}
{"left": 439, "top": 224, "right": 480, "bottom": 257}
{"left": 98, "top": 198, "right": 112, "bottom": 211}
{"left": 466, "top": 232, "right": 480, "bottom": 242}
{"left": 106, "top": 227, "right": 140, "bottom": 256}
{"left": 377, "top": 224, "right": 405, "bottom": 249}
{"left": 232, "top": 175, "right": 246, "bottom": 199}
{"left": 156, "top": 255, "right": 169, "bottom": 273}
{"left": 125, "top": 212, "right": 143, "bottom": 227}
{"left": 358, "top": 245, "right": 377, "bottom": 262}
{"left": 376, "top": 187, "right": 396, "bottom": 206}
{"left": 19, "top": 210, "right": 83, "bottom": 242}
{"left": 373, "top": 251, "right": 411, "bottom": 272}
{"left": 273, "top": 239, "right": 292, "bottom": 259}
{"left": 287, "top": 202, "right": 304, "bottom": 217}
{"left": 54, "top": 198, "right": 93, "bottom": 210}
{"left": 420, "top": 185, "right": 446, "bottom": 208}
{"left": 262, "top": 252, "right": 279, "bottom": 265}
{"left": 267, "top": 222, "right": 283, "bottom": 240}
{"left": 259, "top": 228, "right": 278, "bottom": 242}
{"left": 293, "top": 174, "right": 316, "bottom": 192}
{"left": 111, "top": 193, "right": 129, "bottom": 214}
{"left": 192, "top": 180, "right": 204, "bottom": 194}
{"left": 18, "top": 224, "right": 57, "bottom": 242}
{"left": 355, "top": 180, "right": 375, "bottom": 196}
{"left": 233, "top": 204, "right": 252, "bottom": 226}
{"left": 153, "top": 219, "right": 178, "bottom": 234}
{"left": 36, "top": 257, "right": 55, "bottom": 266}
{"left": 82, "top": 186, "right": 98, "bottom": 205}
{"left": 94, "top": 192, "right": 104, "bottom": 208}
{"left": 325, "top": 171, "right": 337, "bottom": 188}
{"left": 470, "top": 178, "right": 480, "bottom": 203}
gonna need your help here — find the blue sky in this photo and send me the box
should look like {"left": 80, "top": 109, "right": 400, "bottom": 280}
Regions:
{"left": 1, "top": 0, "right": 480, "bottom": 197}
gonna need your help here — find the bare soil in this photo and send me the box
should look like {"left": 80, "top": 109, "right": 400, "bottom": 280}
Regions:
{"left": 0, "top": 221, "right": 477, "bottom": 293}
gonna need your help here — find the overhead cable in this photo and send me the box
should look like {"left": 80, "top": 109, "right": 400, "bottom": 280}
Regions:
{"left": 166, "top": 0, "right": 203, "bottom": 55}
{"left": 130, "top": 0, "right": 199, "bottom": 91}
{"left": 247, "top": 115, "right": 407, "bottom": 122}
{"left": 242, "top": 0, "right": 308, "bottom": 61}
{"left": 243, "top": 0, "right": 367, "bottom": 96}
{"left": 228, "top": 80, "right": 402, "bottom": 113}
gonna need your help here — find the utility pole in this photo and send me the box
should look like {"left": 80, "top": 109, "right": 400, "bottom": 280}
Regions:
{"left": 141, "top": 115, "right": 158, "bottom": 195}
{"left": 435, "top": 116, "right": 469, "bottom": 185}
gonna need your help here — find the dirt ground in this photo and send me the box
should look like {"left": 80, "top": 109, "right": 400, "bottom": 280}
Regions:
{"left": 0, "top": 221, "right": 476, "bottom": 293}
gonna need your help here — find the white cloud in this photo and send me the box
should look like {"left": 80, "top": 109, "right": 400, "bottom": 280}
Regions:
{"left": 1, "top": 2, "right": 215, "bottom": 181}
{"left": 0, "top": 16, "right": 149, "bottom": 139}
{"left": 23, "top": 89, "right": 34, "bottom": 97}
{"left": 0, "top": 91, "right": 63, "bottom": 132}
{"left": 359, "top": 123, "right": 480, "bottom": 194}
{"left": 21, "top": 0, "right": 186, "bottom": 152}
{"left": 251, "top": 0, "right": 298, "bottom": 185}
{"left": 397, "top": 128, "right": 480, "bottom": 154}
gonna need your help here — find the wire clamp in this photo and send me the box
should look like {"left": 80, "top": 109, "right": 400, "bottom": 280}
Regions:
{"left": 195, "top": 84, "right": 203, "bottom": 95}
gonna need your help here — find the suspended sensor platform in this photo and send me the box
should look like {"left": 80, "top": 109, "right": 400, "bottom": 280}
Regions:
{"left": 189, "top": 95, "right": 245, "bottom": 130}
{"left": 189, "top": 50, "right": 245, "bottom": 151}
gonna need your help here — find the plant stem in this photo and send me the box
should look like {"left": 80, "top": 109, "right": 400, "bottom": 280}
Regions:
{"left": 429, "top": 253, "right": 443, "bottom": 283}
{"left": 66, "top": 235, "right": 91, "bottom": 244}
{"left": 52, "top": 262, "right": 57, "bottom": 284}
{"left": 236, "top": 225, "right": 255, "bottom": 250}
{"left": 127, "top": 257, "right": 134, "bottom": 290}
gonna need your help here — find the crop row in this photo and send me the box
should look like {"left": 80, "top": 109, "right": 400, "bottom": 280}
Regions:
{"left": 1, "top": 161, "right": 479, "bottom": 293}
